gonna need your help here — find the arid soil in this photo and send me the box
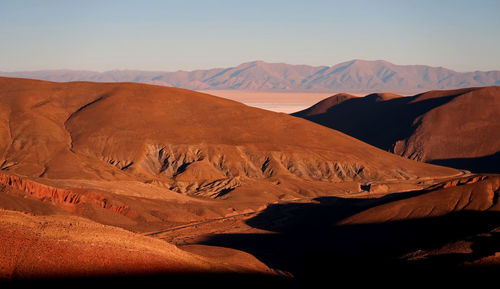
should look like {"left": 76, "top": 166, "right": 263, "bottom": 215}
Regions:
{"left": 0, "top": 77, "right": 497, "bottom": 285}
{"left": 294, "top": 87, "right": 500, "bottom": 173}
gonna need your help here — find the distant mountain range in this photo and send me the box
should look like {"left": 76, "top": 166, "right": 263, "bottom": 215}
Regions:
{"left": 2, "top": 60, "right": 500, "bottom": 93}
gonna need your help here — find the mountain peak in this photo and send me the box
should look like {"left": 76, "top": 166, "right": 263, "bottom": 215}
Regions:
{"left": 237, "top": 60, "right": 268, "bottom": 67}
{"left": 342, "top": 59, "right": 394, "bottom": 67}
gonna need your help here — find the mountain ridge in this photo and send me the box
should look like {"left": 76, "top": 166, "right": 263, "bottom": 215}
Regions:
{"left": 2, "top": 60, "right": 499, "bottom": 93}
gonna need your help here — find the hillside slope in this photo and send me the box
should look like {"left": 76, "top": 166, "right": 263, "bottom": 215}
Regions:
{"left": 294, "top": 87, "right": 500, "bottom": 173}
{"left": 0, "top": 77, "right": 495, "bottom": 282}
{"left": 0, "top": 76, "right": 462, "bottom": 231}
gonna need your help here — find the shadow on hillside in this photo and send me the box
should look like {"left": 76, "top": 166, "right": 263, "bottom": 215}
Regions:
{"left": 431, "top": 151, "right": 500, "bottom": 174}
{"left": 201, "top": 193, "right": 500, "bottom": 285}
{"left": 293, "top": 92, "right": 462, "bottom": 151}
{"left": 6, "top": 191, "right": 498, "bottom": 288}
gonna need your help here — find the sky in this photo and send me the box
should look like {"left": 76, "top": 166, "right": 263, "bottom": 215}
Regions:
{"left": 1, "top": 0, "right": 499, "bottom": 72}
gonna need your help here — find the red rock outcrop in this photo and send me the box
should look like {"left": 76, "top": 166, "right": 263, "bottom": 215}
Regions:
{"left": 0, "top": 173, "right": 133, "bottom": 217}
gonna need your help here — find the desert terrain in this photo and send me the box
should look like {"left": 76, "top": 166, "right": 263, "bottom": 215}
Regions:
{"left": 294, "top": 87, "right": 500, "bottom": 173}
{"left": 0, "top": 77, "right": 498, "bottom": 286}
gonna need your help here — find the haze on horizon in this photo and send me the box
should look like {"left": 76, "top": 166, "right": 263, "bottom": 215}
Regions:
{"left": 1, "top": 0, "right": 499, "bottom": 73}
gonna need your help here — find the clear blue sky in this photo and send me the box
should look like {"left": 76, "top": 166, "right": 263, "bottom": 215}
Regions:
{"left": 1, "top": 0, "right": 499, "bottom": 72}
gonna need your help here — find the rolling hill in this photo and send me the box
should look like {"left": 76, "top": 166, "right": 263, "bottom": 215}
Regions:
{"left": 293, "top": 86, "right": 500, "bottom": 173}
{"left": 3, "top": 76, "right": 497, "bottom": 283}
{"left": 0, "top": 76, "right": 461, "bottom": 231}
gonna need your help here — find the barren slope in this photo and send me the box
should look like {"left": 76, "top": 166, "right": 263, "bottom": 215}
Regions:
{"left": 0, "top": 77, "right": 495, "bottom": 283}
{"left": 340, "top": 175, "right": 500, "bottom": 225}
{"left": 0, "top": 77, "right": 462, "bottom": 232}
{"left": 0, "top": 76, "right": 458, "bottom": 188}
{"left": 294, "top": 87, "right": 500, "bottom": 173}
{"left": 195, "top": 174, "right": 500, "bottom": 283}
{"left": 0, "top": 209, "right": 233, "bottom": 280}
{"left": 0, "top": 208, "right": 275, "bottom": 281}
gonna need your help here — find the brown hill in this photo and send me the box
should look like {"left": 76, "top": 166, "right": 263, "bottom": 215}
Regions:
{"left": 338, "top": 174, "right": 500, "bottom": 267}
{"left": 340, "top": 175, "right": 500, "bottom": 225}
{"left": 0, "top": 77, "right": 457, "bottom": 195}
{"left": 293, "top": 87, "right": 500, "bottom": 173}
{"left": 0, "top": 77, "right": 466, "bottom": 281}
{"left": 0, "top": 180, "right": 275, "bottom": 282}
{"left": 0, "top": 208, "right": 271, "bottom": 280}
{"left": 199, "top": 174, "right": 500, "bottom": 285}
{"left": 0, "top": 76, "right": 461, "bottom": 233}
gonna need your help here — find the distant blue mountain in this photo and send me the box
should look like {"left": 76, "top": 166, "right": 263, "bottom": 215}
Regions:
{"left": 2, "top": 59, "right": 499, "bottom": 93}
